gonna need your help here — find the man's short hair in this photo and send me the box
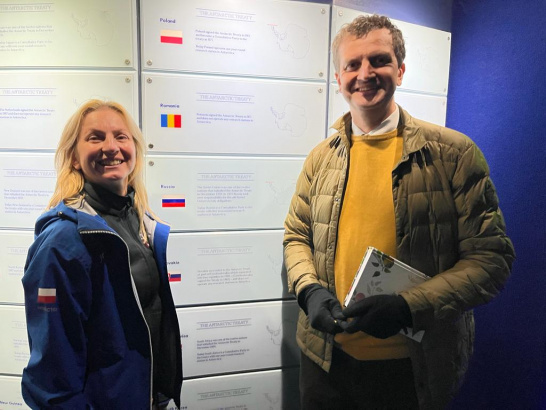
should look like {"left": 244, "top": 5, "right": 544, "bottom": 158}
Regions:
{"left": 332, "top": 14, "right": 406, "bottom": 72}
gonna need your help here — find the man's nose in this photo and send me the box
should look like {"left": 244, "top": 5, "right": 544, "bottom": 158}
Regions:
{"left": 357, "top": 61, "right": 375, "bottom": 80}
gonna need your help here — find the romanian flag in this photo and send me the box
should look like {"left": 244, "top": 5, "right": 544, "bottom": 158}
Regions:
{"left": 162, "top": 195, "right": 185, "bottom": 208}
{"left": 161, "top": 114, "right": 182, "bottom": 128}
{"left": 37, "top": 288, "right": 56, "bottom": 304}
{"left": 169, "top": 272, "right": 182, "bottom": 282}
{"left": 160, "top": 29, "right": 183, "bottom": 44}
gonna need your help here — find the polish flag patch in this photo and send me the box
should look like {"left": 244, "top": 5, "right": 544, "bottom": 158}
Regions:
{"left": 37, "top": 288, "right": 56, "bottom": 304}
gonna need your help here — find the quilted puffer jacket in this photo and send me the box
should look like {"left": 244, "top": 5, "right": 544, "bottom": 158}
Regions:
{"left": 283, "top": 108, "right": 515, "bottom": 409}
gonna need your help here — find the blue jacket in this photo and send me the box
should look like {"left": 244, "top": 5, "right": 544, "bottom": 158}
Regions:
{"left": 22, "top": 201, "right": 182, "bottom": 409}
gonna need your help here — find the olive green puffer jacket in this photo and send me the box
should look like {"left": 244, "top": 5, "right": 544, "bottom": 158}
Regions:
{"left": 283, "top": 108, "right": 515, "bottom": 409}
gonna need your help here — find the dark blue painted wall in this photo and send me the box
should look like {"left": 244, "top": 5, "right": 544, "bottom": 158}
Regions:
{"left": 446, "top": 0, "right": 546, "bottom": 408}
{"left": 333, "top": 0, "right": 452, "bottom": 31}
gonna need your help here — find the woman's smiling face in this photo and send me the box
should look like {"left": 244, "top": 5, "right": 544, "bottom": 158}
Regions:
{"left": 73, "top": 107, "right": 136, "bottom": 196}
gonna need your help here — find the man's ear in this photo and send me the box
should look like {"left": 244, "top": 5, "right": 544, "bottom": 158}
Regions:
{"left": 335, "top": 72, "right": 341, "bottom": 90}
{"left": 397, "top": 62, "right": 406, "bottom": 86}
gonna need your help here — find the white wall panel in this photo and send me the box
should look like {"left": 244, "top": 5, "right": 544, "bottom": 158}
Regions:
{"left": 331, "top": 7, "right": 451, "bottom": 96}
{"left": 0, "top": 71, "right": 138, "bottom": 150}
{"left": 0, "top": 306, "right": 27, "bottom": 375}
{"left": 146, "top": 155, "right": 302, "bottom": 231}
{"left": 178, "top": 301, "right": 299, "bottom": 378}
{"left": 141, "top": 0, "right": 329, "bottom": 80}
{"left": 180, "top": 368, "right": 299, "bottom": 410}
{"left": 328, "top": 84, "right": 447, "bottom": 130}
{"left": 0, "top": 0, "right": 137, "bottom": 68}
{"left": 0, "top": 376, "right": 29, "bottom": 409}
{"left": 167, "top": 230, "right": 286, "bottom": 306}
{"left": 0, "top": 231, "right": 33, "bottom": 305}
{"left": 393, "top": 91, "right": 447, "bottom": 126}
{"left": 142, "top": 73, "right": 326, "bottom": 155}
{"left": 0, "top": 154, "right": 55, "bottom": 230}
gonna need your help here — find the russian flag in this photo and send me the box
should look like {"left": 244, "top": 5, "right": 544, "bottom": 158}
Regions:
{"left": 169, "top": 272, "right": 182, "bottom": 282}
{"left": 160, "top": 29, "right": 183, "bottom": 44}
{"left": 37, "top": 288, "right": 56, "bottom": 304}
{"left": 161, "top": 114, "right": 182, "bottom": 128}
{"left": 162, "top": 195, "right": 185, "bottom": 208}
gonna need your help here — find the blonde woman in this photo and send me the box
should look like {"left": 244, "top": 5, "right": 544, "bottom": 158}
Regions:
{"left": 22, "top": 100, "right": 182, "bottom": 409}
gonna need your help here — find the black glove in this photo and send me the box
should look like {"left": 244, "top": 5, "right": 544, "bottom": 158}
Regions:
{"left": 298, "top": 284, "right": 347, "bottom": 334}
{"left": 341, "top": 294, "right": 412, "bottom": 339}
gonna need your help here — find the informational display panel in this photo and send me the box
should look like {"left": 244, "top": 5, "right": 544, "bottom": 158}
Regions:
{"left": 0, "top": 0, "right": 136, "bottom": 68}
{"left": 328, "top": 85, "right": 447, "bottom": 129}
{"left": 0, "top": 154, "right": 55, "bottom": 229}
{"left": 180, "top": 368, "right": 299, "bottom": 410}
{"left": 167, "top": 230, "right": 286, "bottom": 306}
{"left": 141, "top": 0, "right": 330, "bottom": 80}
{"left": 0, "top": 71, "right": 138, "bottom": 150}
{"left": 142, "top": 73, "right": 327, "bottom": 155}
{"left": 0, "top": 306, "right": 28, "bottom": 375}
{"left": 178, "top": 301, "right": 299, "bottom": 378}
{"left": 0, "top": 231, "right": 33, "bottom": 305}
{"left": 146, "top": 155, "right": 302, "bottom": 231}
{"left": 0, "top": 376, "right": 29, "bottom": 409}
{"left": 331, "top": 7, "right": 451, "bottom": 96}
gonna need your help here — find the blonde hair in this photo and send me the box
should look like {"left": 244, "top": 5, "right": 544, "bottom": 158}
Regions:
{"left": 49, "top": 99, "right": 157, "bottom": 238}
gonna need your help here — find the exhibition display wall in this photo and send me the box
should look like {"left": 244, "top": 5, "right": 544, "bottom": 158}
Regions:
{"left": 0, "top": 1, "right": 451, "bottom": 408}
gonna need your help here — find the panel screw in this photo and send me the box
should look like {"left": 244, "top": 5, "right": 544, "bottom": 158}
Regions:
{"left": 148, "top": 161, "right": 154, "bottom": 166}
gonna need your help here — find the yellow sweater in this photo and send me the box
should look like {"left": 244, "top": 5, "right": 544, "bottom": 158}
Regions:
{"left": 334, "top": 129, "right": 409, "bottom": 360}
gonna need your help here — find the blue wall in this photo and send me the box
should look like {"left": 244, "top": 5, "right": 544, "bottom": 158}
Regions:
{"left": 334, "top": 0, "right": 452, "bottom": 31}
{"left": 447, "top": 0, "right": 546, "bottom": 408}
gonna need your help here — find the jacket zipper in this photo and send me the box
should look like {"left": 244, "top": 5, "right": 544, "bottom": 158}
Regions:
{"left": 330, "top": 140, "right": 350, "bottom": 295}
{"left": 80, "top": 229, "right": 155, "bottom": 409}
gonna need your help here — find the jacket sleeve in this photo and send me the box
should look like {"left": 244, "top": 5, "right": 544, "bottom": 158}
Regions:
{"left": 21, "top": 229, "right": 93, "bottom": 409}
{"left": 401, "top": 142, "right": 515, "bottom": 332}
{"left": 283, "top": 150, "right": 322, "bottom": 297}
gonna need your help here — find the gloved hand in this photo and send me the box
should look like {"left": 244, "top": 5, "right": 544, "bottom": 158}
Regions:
{"left": 341, "top": 294, "right": 412, "bottom": 339}
{"left": 298, "top": 284, "right": 347, "bottom": 334}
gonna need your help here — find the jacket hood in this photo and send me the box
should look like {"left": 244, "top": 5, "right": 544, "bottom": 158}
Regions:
{"left": 34, "top": 201, "right": 110, "bottom": 237}
{"left": 35, "top": 199, "right": 168, "bottom": 255}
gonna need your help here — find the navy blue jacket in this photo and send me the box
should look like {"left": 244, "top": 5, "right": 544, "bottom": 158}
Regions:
{"left": 22, "top": 201, "right": 182, "bottom": 409}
